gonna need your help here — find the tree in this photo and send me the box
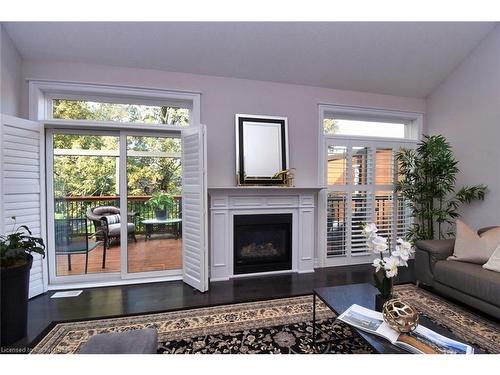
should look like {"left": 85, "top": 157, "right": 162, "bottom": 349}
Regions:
{"left": 52, "top": 100, "right": 186, "bottom": 200}
{"left": 323, "top": 119, "right": 339, "bottom": 135}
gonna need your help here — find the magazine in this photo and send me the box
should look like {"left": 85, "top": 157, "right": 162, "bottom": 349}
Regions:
{"left": 338, "top": 304, "right": 474, "bottom": 354}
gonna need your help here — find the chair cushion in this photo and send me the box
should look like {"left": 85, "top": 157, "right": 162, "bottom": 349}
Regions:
{"left": 435, "top": 260, "right": 500, "bottom": 307}
{"left": 93, "top": 206, "right": 120, "bottom": 216}
{"left": 105, "top": 214, "right": 121, "bottom": 224}
{"left": 79, "top": 328, "right": 158, "bottom": 354}
{"left": 108, "top": 223, "right": 135, "bottom": 236}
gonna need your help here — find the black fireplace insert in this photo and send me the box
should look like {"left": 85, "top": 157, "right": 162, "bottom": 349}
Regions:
{"left": 233, "top": 213, "right": 292, "bottom": 274}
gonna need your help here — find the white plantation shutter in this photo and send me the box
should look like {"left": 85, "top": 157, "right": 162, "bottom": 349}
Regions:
{"left": 181, "top": 125, "right": 208, "bottom": 292}
{"left": 0, "top": 115, "right": 46, "bottom": 298}
{"left": 325, "top": 139, "right": 415, "bottom": 265}
{"left": 351, "top": 191, "right": 374, "bottom": 254}
{"left": 326, "top": 191, "right": 347, "bottom": 257}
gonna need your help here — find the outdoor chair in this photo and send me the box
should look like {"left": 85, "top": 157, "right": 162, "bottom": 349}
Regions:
{"left": 86, "top": 206, "right": 137, "bottom": 268}
{"left": 54, "top": 218, "right": 102, "bottom": 274}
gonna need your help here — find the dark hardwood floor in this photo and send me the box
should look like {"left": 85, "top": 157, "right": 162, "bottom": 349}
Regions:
{"left": 21, "top": 262, "right": 415, "bottom": 347}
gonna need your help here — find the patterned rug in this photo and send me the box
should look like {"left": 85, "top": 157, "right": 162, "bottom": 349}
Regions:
{"left": 30, "top": 284, "right": 500, "bottom": 354}
{"left": 393, "top": 284, "right": 500, "bottom": 354}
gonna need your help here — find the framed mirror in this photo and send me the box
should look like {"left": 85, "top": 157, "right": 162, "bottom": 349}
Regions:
{"left": 235, "top": 114, "right": 289, "bottom": 185}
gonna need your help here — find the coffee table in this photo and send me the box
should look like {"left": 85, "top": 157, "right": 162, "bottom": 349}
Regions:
{"left": 141, "top": 218, "right": 182, "bottom": 241}
{"left": 312, "top": 283, "right": 480, "bottom": 354}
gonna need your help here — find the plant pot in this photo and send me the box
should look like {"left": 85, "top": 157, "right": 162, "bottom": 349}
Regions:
{"left": 155, "top": 209, "right": 167, "bottom": 220}
{"left": 1, "top": 254, "right": 33, "bottom": 346}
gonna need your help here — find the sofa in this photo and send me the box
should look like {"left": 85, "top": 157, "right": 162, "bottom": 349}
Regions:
{"left": 415, "top": 226, "right": 500, "bottom": 320}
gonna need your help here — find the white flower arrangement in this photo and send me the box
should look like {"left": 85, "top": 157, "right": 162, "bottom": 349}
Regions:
{"left": 363, "top": 223, "right": 414, "bottom": 279}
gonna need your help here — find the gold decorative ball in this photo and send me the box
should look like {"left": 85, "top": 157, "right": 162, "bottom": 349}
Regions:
{"left": 382, "top": 298, "right": 419, "bottom": 333}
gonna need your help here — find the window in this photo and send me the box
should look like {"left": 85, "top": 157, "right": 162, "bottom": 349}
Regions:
{"left": 320, "top": 105, "right": 421, "bottom": 266}
{"left": 322, "top": 106, "right": 420, "bottom": 140}
{"left": 51, "top": 99, "right": 190, "bottom": 126}
{"left": 29, "top": 81, "right": 201, "bottom": 126}
{"left": 324, "top": 118, "right": 406, "bottom": 138}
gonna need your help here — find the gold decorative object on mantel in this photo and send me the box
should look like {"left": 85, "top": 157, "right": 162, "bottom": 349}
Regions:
{"left": 272, "top": 168, "right": 296, "bottom": 187}
{"left": 382, "top": 298, "right": 419, "bottom": 333}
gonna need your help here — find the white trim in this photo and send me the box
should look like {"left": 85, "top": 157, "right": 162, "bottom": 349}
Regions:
{"left": 47, "top": 274, "right": 183, "bottom": 291}
{"left": 43, "top": 119, "right": 191, "bottom": 132}
{"left": 319, "top": 104, "right": 423, "bottom": 141}
{"left": 30, "top": 81, "right": 199, "bottom": 291}
{"left": 119, "top": 130, "right": 128, "bottom": 278}
{"left": 39, "top": 121, "right": 49, "bottom": 294}
{"left": 317, "top": 104, "right": 422, "bottom": 269}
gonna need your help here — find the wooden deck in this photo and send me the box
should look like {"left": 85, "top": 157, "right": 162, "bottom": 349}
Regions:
{"left": 56, "top": 235, "right": 182, "bottom": 276}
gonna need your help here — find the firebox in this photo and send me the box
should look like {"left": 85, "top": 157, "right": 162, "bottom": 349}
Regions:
{"left": 233, "top": 213, "right": 292, "bottom": 274}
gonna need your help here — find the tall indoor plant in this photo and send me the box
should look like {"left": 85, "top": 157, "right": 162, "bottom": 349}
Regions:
{"left": 396, "top": 135, "right": 487, "bottom": 241}
{"left": 0, "top": 218, "right": 45, "bottom": 345}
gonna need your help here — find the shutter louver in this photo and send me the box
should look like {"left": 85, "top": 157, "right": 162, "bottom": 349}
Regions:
{"left": 1, "top": 115, "right": 45, "bottom": 298}
{"left": 375, "top": 191, "right": 394, "bottom": 244}
{"left": 327, "top": 192, "right": 347, "bottom": 257}
{"left": 325, "top": 140, "right": 415, "bottom": 265}
{"left": 327, "top": 146, "right": 347, "bottom": 185}
{"left": 181, "top": 125, "right": 208, "bottom": 292}
{"left": 351, "top": 191, "right": 374, "bottom": 254}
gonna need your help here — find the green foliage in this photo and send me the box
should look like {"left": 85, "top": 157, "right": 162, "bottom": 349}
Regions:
{"left": 323, "top": 119, "right": 339, "bottom": 135}
{"left": 396, "top": 135, "right": 487, "bottom": 241}
{"left": 1, "top": 217, "right": 45, "bottom": 268}
{"left": 52, "top": 100, "right": 184, "bottom": 199}
{"left": 146, "top": 192, "right": 176, "bottom": 212}
{"left": 53, "top": 99, "right": 190, "bottom": 125}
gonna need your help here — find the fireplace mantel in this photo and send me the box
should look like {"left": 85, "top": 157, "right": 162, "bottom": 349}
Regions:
{"left": 208, "top": 187, "right": 321, "bottom": 281}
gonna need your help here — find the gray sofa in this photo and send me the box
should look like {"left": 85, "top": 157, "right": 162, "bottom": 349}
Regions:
{"left": 415, "top": 226, "right": 500, "bottom": 320}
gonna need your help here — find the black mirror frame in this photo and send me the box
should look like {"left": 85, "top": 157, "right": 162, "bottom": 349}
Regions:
{"left": 236, "top": 115, "right": 288, "bottom": 185}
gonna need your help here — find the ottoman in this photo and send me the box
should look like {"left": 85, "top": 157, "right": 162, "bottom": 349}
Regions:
{"left": 79, "top": 328, "right": 158, "bottom": 354}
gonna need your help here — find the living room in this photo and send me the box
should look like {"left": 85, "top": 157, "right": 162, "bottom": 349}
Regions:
{"left": 1, "top": 1, "right": 499, "bottom": 372}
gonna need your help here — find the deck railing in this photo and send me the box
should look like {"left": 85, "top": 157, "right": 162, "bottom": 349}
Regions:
{"left": 54, "top": 195, "right": 182, "bottom": 234}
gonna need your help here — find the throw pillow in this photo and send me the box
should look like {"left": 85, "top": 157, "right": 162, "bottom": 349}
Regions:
{"left": 105, "top": 214, "right": 121, "bottom": 225}
{"left": 448, "top": 219, "right": 500, "bottom": 264}
{"left": 483, "top": 243, "right": 500, "bottom": 273}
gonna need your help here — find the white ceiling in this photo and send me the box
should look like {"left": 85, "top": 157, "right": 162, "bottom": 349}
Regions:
{"left": 4, "top": 22, "right": 497, "bottom": 97}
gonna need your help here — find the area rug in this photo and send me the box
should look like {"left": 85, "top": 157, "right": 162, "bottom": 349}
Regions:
{"left": 30, "top": 295, "right": 371, "bottom": 354}
{"left": 393, "top": 284, "right": 500, "bottom": 354}
{"left": 30, "top": 284, "right": 500, "bottom": 354}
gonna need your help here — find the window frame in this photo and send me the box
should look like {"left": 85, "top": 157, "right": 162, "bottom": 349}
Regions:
{"left": 317, "top": 104, "right": 423, "bottom": 268}
{"left": 319, "top": 104, "right": 422, "bottom": 142}
{"left": 29, "top": 81, "right": 201, "bottom": 289}
{"left": 29, "top": 81, "right": 201, "bottom": 128}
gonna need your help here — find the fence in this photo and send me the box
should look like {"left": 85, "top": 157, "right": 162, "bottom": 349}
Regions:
{"left": 54, "top": 195, "right": 182, "bottom": 234}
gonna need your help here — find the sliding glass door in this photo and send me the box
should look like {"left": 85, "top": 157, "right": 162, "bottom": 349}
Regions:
{"left": 47, "top": 129, "right": 183, "bottom": 283}
{"left": 123, "top": 134, "right": 182, "bottom": 277}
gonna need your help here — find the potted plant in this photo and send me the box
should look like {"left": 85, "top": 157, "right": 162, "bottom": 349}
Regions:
{"left": 146, "top": 192, "right": 175, "bottom": 220}
{"left": 362, "top": 223, "right": 414, "bottom": 311}
{"left": 396, "top": 135, "right": 487, "bottom": 241}
{"left": 1, "top": 217, "right": 45, "bottom": 346}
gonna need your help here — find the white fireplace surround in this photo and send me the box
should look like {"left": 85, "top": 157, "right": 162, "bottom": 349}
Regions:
{"left": 208, "top": 187, "right": 322, "bottom": 281}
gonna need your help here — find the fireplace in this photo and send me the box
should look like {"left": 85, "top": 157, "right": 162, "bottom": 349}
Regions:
{"left": 233, "top": 213, "right": 292, "bottom": 274}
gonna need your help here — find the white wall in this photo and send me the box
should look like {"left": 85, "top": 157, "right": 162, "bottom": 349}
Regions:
{"left": 426, "top": 25, "right": 500, "bottom": 228}
{"left": 22, "top": 61, "right": 425, "bottom": 187}
{"left": 0, "top": 24, "right": 23, "bottom": 116}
